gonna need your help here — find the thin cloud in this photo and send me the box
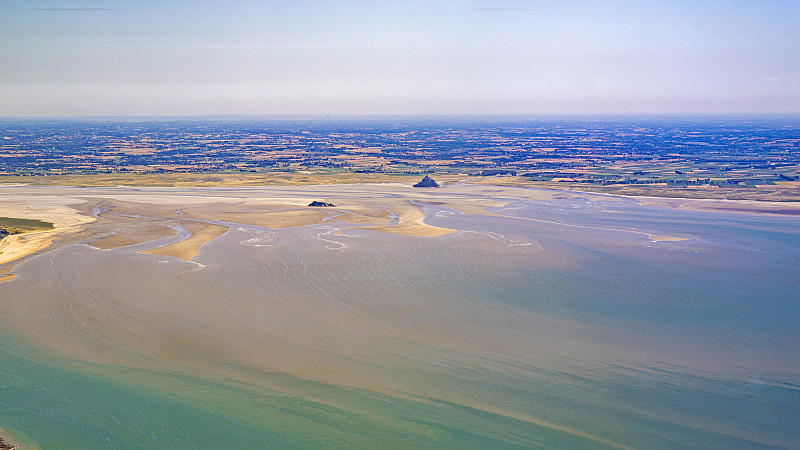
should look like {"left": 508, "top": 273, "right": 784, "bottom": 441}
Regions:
{"left": 34, "top": 8, "right": 116, "bottom": 12}
{"left": 473, "top": 7, "right": 542, "bottom": 12}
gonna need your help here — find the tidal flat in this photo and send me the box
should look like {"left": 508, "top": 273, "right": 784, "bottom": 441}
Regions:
{"left": 0, "top": 183, "right": 799, "bottom": 448}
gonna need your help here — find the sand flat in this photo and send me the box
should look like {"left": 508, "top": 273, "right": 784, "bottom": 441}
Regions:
{"left": 634, "top": 195, "right": 800, "bottom": 216}
{"left": 648, "top": 235, "right": 688, "bottom": 242}
{"left": 82, "top": 223, "right": 176, "bottom": 248}
{"left": 0, "top": 192, "right": 95, "bottom": 265}
{"left": 0, "top": 183, "right": 798, "bottom": 266}
{"left": 0, "top": 232, "right": 57, "bottom": 265}
{"left": 88, "top": 234, "right": 138, "bottom": 250}
{"left": 139, "top": 222, "right": 229, "bottom": 261}
{"left": 1, "top": 182, "right": 799, "bottom": 448}
{"left": 359, "top": 223, "right": 457, "bottom": 237}
{"left": 181, "top": 207, "right": 334, "bottom": 229}
{"left": 354, "top": 199, "right": 457, "bottom": 236}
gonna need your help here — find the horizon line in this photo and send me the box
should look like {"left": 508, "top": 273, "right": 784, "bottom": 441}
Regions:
{"left": 2, "top": 112, "right": 800, "bottom": 121}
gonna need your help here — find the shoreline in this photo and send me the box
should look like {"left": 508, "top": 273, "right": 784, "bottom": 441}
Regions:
{"left": 0, "top": 182, "right": 797, "bottom": 274}
{"left": 2, "top": 173, "right": 799, "bottom": 203}
{"left": 0, "top": 436, "right": 19, "bottom": 450}
{"left": 0, "top": 195, "right": 96, "bottom": 267}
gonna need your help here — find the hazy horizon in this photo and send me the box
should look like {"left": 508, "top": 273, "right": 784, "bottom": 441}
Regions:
{"left": 3, "top": 112, "right": 800, "bottom": 121}
{"left": 2, "top": 1, "right": 799, "bottom": 116}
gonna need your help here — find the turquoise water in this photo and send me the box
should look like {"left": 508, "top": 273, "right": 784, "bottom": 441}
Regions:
{"left": 1, "top": 195, "right": 799, "bottom": 448}
{"left": 0, "top": 331, "right": 612, "bottom": 449}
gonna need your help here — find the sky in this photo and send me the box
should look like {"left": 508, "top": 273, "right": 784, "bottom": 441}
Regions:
{"left": 1, "top": 0, "right": 799, "bottom": 116}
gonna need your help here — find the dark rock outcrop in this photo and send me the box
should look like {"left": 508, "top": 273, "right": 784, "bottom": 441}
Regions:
{"left": 0, "top": 227, "right": 22, "bottom": 242}
{"left": 308, "top": 201, "right": 335, "bottom": 207}
{"left": 0, "top": 437, "right": 17, "bottom": 450}
{"left": 413, "top": 175, "right": 439, "bottom": 188}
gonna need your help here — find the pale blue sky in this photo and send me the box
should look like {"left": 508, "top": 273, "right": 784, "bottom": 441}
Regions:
{"left": 2, "top": 0, "right": 799, "bottom": 116}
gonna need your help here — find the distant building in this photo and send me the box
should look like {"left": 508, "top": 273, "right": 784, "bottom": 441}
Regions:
{"left": 413, "top": 175, "right": 439, "bottom": 188}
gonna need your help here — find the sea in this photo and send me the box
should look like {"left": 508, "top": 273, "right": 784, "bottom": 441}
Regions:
{"left": 1, "top": 193, "right": 799, "bottom": 448}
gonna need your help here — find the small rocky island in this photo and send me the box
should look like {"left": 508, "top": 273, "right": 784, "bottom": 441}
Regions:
{"left": 413, "top": 175, "right": 439, "bottom": 188}
{"left": 308, "top": 201, "right": 335, "bottom": 207}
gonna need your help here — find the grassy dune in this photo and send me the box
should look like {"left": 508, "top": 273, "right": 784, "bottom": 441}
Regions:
{"left": 0, "top": 217, "right": 54, "bottom": 240}
{"left": 0, "top": 217, "right": 54, "bottom": 263}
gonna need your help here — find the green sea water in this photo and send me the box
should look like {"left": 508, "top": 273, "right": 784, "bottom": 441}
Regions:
{"left": 1, "top": 195, "right": 799, "bottom": 448}
{"left": 1, "top": 329, "right": 617, "bottom": 449}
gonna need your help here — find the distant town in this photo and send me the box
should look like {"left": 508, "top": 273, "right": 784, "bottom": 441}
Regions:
{"left": 1, "top": 116, "right": 798, "bottom": 194}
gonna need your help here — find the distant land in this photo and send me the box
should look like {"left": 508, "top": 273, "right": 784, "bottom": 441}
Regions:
{"left": 1, "top": 115, "right": 798, "bottom": 201}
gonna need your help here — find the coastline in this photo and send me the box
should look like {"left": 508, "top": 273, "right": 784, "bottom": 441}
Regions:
{"left": 0, "top": 181, "right": 798, "bottom": 272}
{"left": 2, "top": 172, "right": 800, "bottom": 203}
{"left": 0, "top": 194, "right": 96, "bottom": 267}
{"left": 0, "top": 181, "right": 798, "bottom": 448}
{"left": 0, "top": 429, "right": 33, "bottom": 450}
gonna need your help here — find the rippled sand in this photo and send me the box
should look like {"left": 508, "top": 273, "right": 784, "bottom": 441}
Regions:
{"left": 1, "top": 183, "right": 799, "bottom": 448}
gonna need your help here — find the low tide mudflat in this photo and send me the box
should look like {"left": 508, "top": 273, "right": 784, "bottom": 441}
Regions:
{"left": 0, "top": 183, "right": 798, "bottom": 448}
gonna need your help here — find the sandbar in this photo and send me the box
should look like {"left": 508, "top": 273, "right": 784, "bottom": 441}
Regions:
{"left": 139, "top": 222, "right": 229, "bottom": 261}
{"left": 87, "top": 234, "right": 138, "bottom": 250}
{"left": 634, "top": 196, "right": 800, "bottom": 216}
{"left": 0, "top": 192, "right": 95, "bottom": 265}
{"left": 0, "top": 183, "right": 798, "bottom": 269}
{"left": 0, "top": 232, "right": 57, "bottom": 266}
{"left": 648, "top": 235, "right": 688, "bottom": 242}
{"left": 354, "top": 200, "right": 456, "bottom": 237}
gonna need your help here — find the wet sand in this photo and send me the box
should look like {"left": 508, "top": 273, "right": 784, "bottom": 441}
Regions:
{"left": 1, "top": 182, "right": 797, "bottom": 265}
{"left": 648, "top": 235, "right": 688, "bottom": 241}
{"left": 139, "top": 222, "right": 229, "bottom": 261}
{"left": 1, "top": 183, "right": 799, "bottom": 447}
{"left": 0, "top": 190, "right": 95, "bottom": 266}
{"left": 0, "top": 232, "right": 56, "bottom": 266}
{"left": 87, "top": 234, "right": 137, "bottom": 250}
{"left": 635, "top": 195, "right": 800, "bottom": 216}
{"left": 0, "top": 183, "right": 520, "bottom": 266}
{"left": 1, "top": 181, "right": 797, "bottom": 276}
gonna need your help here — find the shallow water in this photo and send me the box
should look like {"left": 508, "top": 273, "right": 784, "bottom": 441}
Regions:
{"left": 1, "top": 195, "right": 799, "bottom": 448}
